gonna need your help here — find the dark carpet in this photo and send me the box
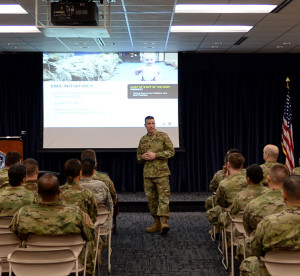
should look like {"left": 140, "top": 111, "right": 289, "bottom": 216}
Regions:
{"left": 99, "top": 211, "right": 230, "bottom": 276}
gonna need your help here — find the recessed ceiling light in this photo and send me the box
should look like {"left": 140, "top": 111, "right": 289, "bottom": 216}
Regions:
{"left": 0, "top": 26, "right": 40, "bottom": 33}
{"left": 283, "top": 42, "right": 291, "bottom": 45}
{"left": 211, "top": 46, "right": 219, "bottom": 48}
{"left": 214, "top": 42, "right": 223, "bottom": 45}
{"left": 76, "top": 42, "right": 86, "bottom": 45}
{"left": 276, "top": 46, "right": 284, "bottom": 48}
{"left": 0, "top": 4, "right": 27, "bottom": 14}
{"left": 175, "top": 4, "right": 277, "bottom": 13}
{"left": 171, "top": 26, "right": 253, "bottom": 33}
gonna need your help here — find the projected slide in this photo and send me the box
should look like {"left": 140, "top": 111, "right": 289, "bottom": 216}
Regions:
{"left": 43, "top": 52, "right": 179, "bottom": 149}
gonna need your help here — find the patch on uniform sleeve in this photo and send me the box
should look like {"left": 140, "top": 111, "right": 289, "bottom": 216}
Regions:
{"left": 0, "top": 151, "right": 5, "bottom": 169}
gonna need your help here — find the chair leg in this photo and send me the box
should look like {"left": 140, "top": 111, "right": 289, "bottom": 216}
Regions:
{"left": 230, "top": 227, "right": 234, "bottom": 276}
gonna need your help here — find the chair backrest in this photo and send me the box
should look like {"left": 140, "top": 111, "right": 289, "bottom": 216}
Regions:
{"left": 261, "top": 250, "right": 300, "bottom": 276}
{"left": 26, "top": 234, "right": 85, "bottom": 258}
{"left": 95, "top": 204, "right": 110, "bottom": 226}
{"left": 0, "top": 232, "right": 21, "bottom": 258}
{"left": 0, "top": 217, "right": 13, "bottom": 233}
{"left": 232, "top": 212, "right": 247, "bottom": 236}
{"left": 8, "top": 248, "right": 76, "bottom": 276}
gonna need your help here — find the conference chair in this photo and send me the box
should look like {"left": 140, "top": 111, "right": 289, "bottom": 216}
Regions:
{"left": 260, "top": 250, "right": 300, "bottom": 276}
{"left": 0, "top": 216, "right": 13, "bottom": 233}
{"left": 8, "top": 248, "right": 76, "bottom": 276}
{"left": 0, "top": 231, "right": 21, "bottom": 274}
{"left": 94, "top": 204, "right": 113, "bottom": 275}
{"left": 231, "top": 212, "right": 248, "bottom": 259}
{"left": 25, "top": 234, "right": 88, "bottom": 276}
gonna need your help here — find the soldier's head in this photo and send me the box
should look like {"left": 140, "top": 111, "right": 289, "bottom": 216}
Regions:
{"left": 81, "top": 149, "right": 97, "bottom": 168}
{"left": 81, "top": 157, "right": 96, "bottom": 177}
{"left": 23, "top": 158, "right": 39, "bottom": 178}
{"left": 5, "top": 151, "right": 22, "bottom": 168}
{"left": 283, "top": 175, "right": 300, "bottom": 206}
{"left": 246, "top": 164, "right": 263, "bottom": 184}
{"left": 227, "top": 153, "right": 245, "bottom": 170}
{"left": 8, "top": 164, "right": 26, "bottom": 187}
{"left": 263, "top": 144, "right": 279, "bottom": 162}
{"left": 63, "top": 159, "right": 81, "bottom": 183}
{"left": 224, "top": 149, "right": 240, "bottom": 165}
{"left": 268, "top": 164, "right": 289, "bottom": 188}
{"left": 38, "top": 173, "right": 60, "bottom": 202}
{"left": 144, "top": 116, "right": 156, "bottom": 135}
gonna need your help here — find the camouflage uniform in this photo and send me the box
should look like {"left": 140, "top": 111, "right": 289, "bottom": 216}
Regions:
{"left": 205, "top": 170, "right": 226, "bottom": 211}
{"left": 137, "top": 130, "right": 175, "bottom": 218}
{"left": 0, "top": 168, "right": 9, "bottom": 190}
{"left": 93, "top": 171, "right": 117, "bottom": 205}
{"left": 243, "top": 189, "right": 286, "bottom": 236}
{"left": 80, "top": 178, "right": 113, "bottom": 231}
{"left": 240, "top": 206, "right": 300, "bottom": 276}
{"left": 60, "top": 181, "right": 98, "bottom": 223}
{"left": 23, "top": 179, "right": 38, "bottom": 191}
{"left": 206, "top": 171, "right": 247, "bottom": 225}
{"left": 293, "top": 167, "right": 300, "bottom": 175}
{"left": 10, "top": 201, "right": 95, "bottom": 276}
{"left": 0, "top": 186, "right": 36, "bottom": 217}
{"left": 260, "top": 161, "right": 278, "bottom": 186}
{"left": 230, "top": 184, "right": 268, "bottom": 217}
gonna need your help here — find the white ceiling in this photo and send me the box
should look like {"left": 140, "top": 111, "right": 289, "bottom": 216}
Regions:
{"left": 1, "top": 0, "right": 300, "bottom": 53}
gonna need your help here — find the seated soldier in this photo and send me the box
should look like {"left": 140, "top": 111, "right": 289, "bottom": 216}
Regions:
{"left": 23, "top": 158, "right": 39, "bottom": 191}
{"left": 243, "top": 163, "right": 289, "bottom": 235}
{"left": 10, "top": 173, "right": 95, "bottom": 276}
{"left": 0, "top": 151, "right": 22, "bottom": 189}
{"left": 79, "top": 157, "right": 113, "bottom": 231}
{"left": 0, "top": 164, "right": 35, "bottom": 217}
{"left": 60, "top": 159, "right": 97, "bottom": 223}
{"left": 230, "top": 164, "right": 267, "bottom": 217}
{"left": 260, "top": 144, "right": 279, "bottom": 186}
{"left": 205, "top": 149, "right": 240, "bottom": 210}
{"left": 206, "top": 153, "right": 247, "bottom": 225}
{"left": 240, "top": 175, "right": 300, "bottom": 276}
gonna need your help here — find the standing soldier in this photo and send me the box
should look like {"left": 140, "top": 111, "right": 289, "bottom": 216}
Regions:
{"left": 137, "top": 116, "right": 175, "bottom": 235}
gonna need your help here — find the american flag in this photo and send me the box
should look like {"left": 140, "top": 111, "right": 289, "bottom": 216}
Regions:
{"left": 281, "top": 77, "right": 294, "bottom": 174}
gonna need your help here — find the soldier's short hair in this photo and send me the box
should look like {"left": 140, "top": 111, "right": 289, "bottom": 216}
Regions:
{"left": 283, "top": 175, "right": 300, "bottom": 200}
{"left": 264, "top": 144, "right": 279, "bottom": 160}
{"left": 145, "top": 116, "right": 154, "bottom": 124}
{"left": 228, "top": 153, "right": 245, "bottom": 169}
{"left": 246, "top": 164, "right": 263, "bottom": 184}
{"left": 269, "top": 164, "right": 289, "bottom": 185}
{"left": 81, "top": 149, "right": 96, "bottom": 161}
{"left": 23, "top": 158, "right": 38, "bottom": 177}
{"left": 224, "top": 149, "right": 240, "bottom": 164}
{"left": 63, "top": 159, "right": 81, "bottom": 183}
{"left": 5, "top": 151, "right": 22, "bottom": 167}
{"left": 8, "top": 164, "right": 26, "bottom": 187}
{"left": 81, "top": 158, "right": 95, "bottom": 177}
{"left": 38, "top": 173, "right": 60, "bottom": 197}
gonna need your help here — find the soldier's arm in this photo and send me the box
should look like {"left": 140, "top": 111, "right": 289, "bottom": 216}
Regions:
{"left": 215, "top": 185, "right": 227, "bottom": 208}
{"left": 230, "top": 197, "right": 239, "bottom": 217}
{"left": 250, "top": 219, "right": 266, "bottom": 257}
{"left": 10, "top": 209, "right": 27, "bottom": 241}
{"left": 209, "top": 172, "right": 219, "bottom": 192}
{"left": 155, "top": 134, "right": 175, "bottom": 160}
{"left": 105, "top": 186, "right": 113, "bottom": 211}
{"left": 137, "top": 139, "right": 146, "bottom": 163}
{"left": 79, "top": 211, "right": 95, "bottom": 242}
{"left": 86, "top": 192, "right": 98, "bottom": 223}
{"left": 243, "top": 205, "right": 254, "bottom": 236}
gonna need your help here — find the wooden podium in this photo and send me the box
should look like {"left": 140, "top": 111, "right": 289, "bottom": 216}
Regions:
{"left": 0, "top": 136, "right": 23, "bottom": 157}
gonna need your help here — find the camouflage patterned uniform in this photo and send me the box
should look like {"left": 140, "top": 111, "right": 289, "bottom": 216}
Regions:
{"left": 60, "top": 181, "right": 98, "bottom": 223}
{"left": 260, "top": 161, "right": 278, "bottom": 186}
{"left": 206, "top": 171, "right": 246, "bottom": 225}
{"left": 293, "top": 167, "right": 300, "bottom": 175}
{"left": 0, "top": 168, "right": 9, "bottom": 190}
{"left": 23, "top": 179, "right": 38, "bottom": 191}
{"left": 230, "top": 184, "right": 268, "bottom": 217}
{"left": 137, "top": 130, "right": 175, "bottom": 218}
{"left": 10, "top": 201, "right": 95, "bottom": 276}
{"left": 205, "top": 170, "right": 226, "bottom": 211}
{"left": 93, "top": 171, "right": 118, "bottom": 205}
{"left": 243, "top": 189, "right": 286, "bottom": 236}
{"left": 0, "top": 186, "right": 36, "bottom": 217}
{"left": 240, "top": 206, "right": 300, "bottom": 276}
{"left": 80, "top": 178, "right": 113, "bottom": 231}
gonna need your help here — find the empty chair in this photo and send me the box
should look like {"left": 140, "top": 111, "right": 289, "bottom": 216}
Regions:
{"left": 0, "top": 217, "right": 13, "bottom": 233}
{"left": 8, "top": 248, "right": 76, "bottom": 276}
{"left": 25, "top": 234, "right": 88, "bottom": 276}
{"left": 261, "top": 250, "right": 300, "bottom": 276}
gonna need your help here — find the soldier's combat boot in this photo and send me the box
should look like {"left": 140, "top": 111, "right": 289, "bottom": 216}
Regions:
{"left": 161, "top": 216, "right": 170, "bottom": 235}
{"left": 146, "top": 216, "right": 161, "bottom": 233}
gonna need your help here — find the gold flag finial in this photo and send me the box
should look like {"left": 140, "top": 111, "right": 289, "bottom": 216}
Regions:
{"left": 286, "top": 77, "right": 290, "bottom": 89}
